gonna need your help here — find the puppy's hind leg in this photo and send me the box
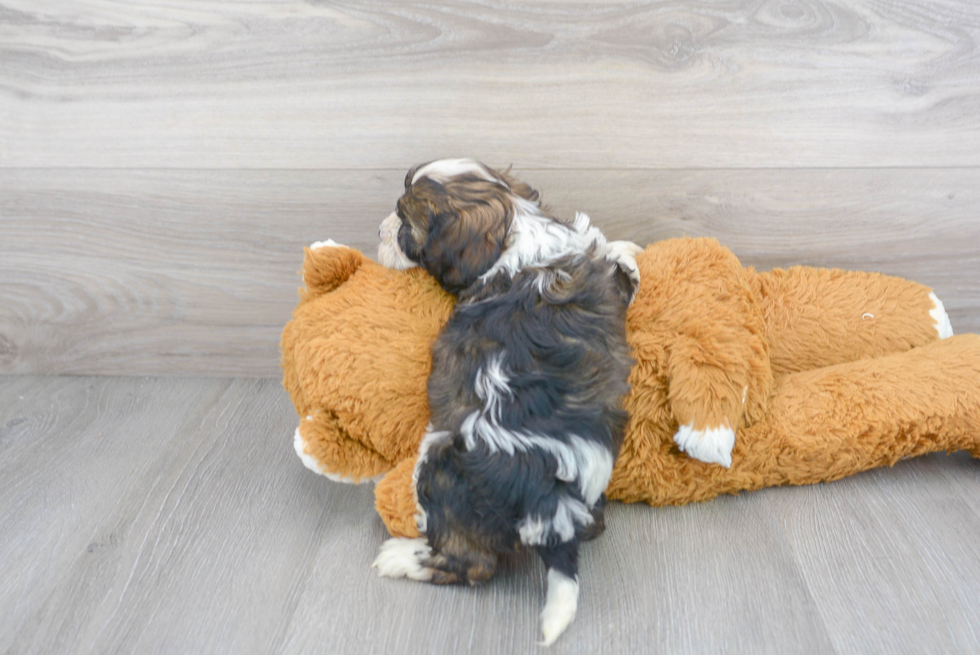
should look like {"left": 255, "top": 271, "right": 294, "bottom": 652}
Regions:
{"left": 536, "top": 541, "right": 580, "bottom": 647}
{"left": 373, "top": 535, "right": 498, "bottom": 586}
{"left": 579, "top": 493, "right": 607, "bottom": 542}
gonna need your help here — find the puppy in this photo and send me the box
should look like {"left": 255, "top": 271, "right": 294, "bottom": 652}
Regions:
{"left": 372, "top": 159, "right": 640, "bottom": 646}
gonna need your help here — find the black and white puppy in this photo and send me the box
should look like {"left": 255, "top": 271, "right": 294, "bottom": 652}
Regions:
{"left": 372, "top": 159, "right": 640, "bottom": 646}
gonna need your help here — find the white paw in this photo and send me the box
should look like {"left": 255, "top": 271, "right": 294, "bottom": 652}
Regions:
{"left": 673, "top": 423, "right": 735, "bottom": 468}
{"left": 605, "top": 240, "right": 643, "bottom": 301}
{"left": 372, "top": 537, "right": 434, "bottom": 582}
{"left": 929, "top": 292, "right": 954, "bottom": 339}
{"left": 310, "top": 239, "right": 346, "bottom": 249}
{"left": 540, "top": 569, "right": 579, "bottom": 647}
{"left": 607, "top": 239, "right": 643, "bottom": 259}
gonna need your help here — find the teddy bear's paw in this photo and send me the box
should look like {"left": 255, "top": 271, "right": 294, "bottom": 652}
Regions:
{"left": 673, "top": 423, "right": 735, "bottom": 468}
{"left": 605, "top": 240, "right": 643, "bottom": 302}
{"left": 309, "top": 239, "right": 347, "bottom": 250}
{"left": 929, "top": 292, "right": 954, "bottom": 339}
{"left": 293, "top": 425, "right": 383, "bottom": 484}
{"left": 372, "top": 537, "right": 435, "bottom": 581}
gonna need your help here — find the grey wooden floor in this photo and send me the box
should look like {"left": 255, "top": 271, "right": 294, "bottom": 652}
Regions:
{"left": 2, "top": 0, "right": 980, "bottom": 376}
{"left": 3, "top": 0, "right": 980, "bottom": 653}
{"left": 2, "top": 375, "right": 979, "bottom": 655}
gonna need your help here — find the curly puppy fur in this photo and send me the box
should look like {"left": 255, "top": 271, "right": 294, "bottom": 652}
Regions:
{"left": 373, "top": 159, "right": 639, "bottom": 645}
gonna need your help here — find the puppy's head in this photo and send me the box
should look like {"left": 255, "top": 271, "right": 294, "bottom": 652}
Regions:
{"left": 378, "top": 159, "right": 540, "bottom": 294}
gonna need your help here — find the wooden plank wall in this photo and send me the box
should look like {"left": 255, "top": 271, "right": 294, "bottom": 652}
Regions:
{"left": 2, "top": 0, "right": 979, "bottom": 377}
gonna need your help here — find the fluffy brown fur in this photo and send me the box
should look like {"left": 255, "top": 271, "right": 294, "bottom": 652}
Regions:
{"left": 281, "top": 238, "right": 980, "bottom": 538}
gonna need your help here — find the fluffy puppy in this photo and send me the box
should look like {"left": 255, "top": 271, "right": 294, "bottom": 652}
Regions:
{"left": 372, "top": 159, "right": 640, "bottom": 646}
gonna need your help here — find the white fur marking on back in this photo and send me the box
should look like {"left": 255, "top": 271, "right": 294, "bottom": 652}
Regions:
{"left": 929, "top": 292, "right": 954, "bottom": 339}
{"left": 372, "top": 537, "right": 435, "bottom": 582}
{"left": 473, "top": 354, "right": 512, "bottom": 420}
{"left": 468, "top": 358, "right": 615, "bottom": 508}
{"left": 461, "top": 411, "right": 578, "bottom": 480}
{"left": 412, "top": 158, "right": 500, "bottom": 186}
{"left": 481, "top": 207, "right": 607, "bottom": 282}
{"left": 540, "top": 569, "right": 579, "bottom": 646}
{"left": 673, "top": 423, "right": 735, "bottom": 468}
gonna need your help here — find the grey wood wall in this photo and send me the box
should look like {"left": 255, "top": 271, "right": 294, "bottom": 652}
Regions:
{"left": 2, "top": 0, "right": 979, "bottom": 377}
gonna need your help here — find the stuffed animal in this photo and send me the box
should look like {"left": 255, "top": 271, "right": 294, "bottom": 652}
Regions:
{"left": 281, "top": 237, "right": 980, "bottom": 538}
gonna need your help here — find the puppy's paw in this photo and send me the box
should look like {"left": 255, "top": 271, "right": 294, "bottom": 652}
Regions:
{"left": 605, "top": 240, "right": 642, "bottom": 301}
{"left": 607, "top": 239, "right": 643, "bottom": 259}
{"left": 372, "top": 537, "right": 434, "bottom": 582}
{"left": 673, "top": 423, "right": 735, "bottom": 468}
{"left": 929, "top": 292, "right": 954, "bottom": 339}
{"left": 309, "top": 239, "right": 347, "bottom": 249}
{"left": 539, "top": 570, "right": 579, "bottom": 647}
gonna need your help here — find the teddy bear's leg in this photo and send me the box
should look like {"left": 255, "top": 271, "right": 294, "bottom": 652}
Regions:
{"left": 748, "top": 334, "right": 980, "bottom": 490}
{"left": 612, "top": 334, "right": 980, "bottom": 508}
{"left": 753, "top": 267, "right": 953, "bottom": 375}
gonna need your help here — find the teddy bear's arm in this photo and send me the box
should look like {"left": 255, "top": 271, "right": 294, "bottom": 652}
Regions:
{"left": 665, "top": 334, "right": 753, "bottom": 468}
{"left": 637, "top": 239, "right": 771, "bottom": 469}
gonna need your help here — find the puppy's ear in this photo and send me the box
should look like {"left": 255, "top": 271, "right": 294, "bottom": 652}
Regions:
{"left": 423, "top": 203, "right": 509, "bottom": 294}
{"left": 405, "top": 162, "right": 428, "bottom": 189}
{"left": 494, "top": 166, "right": 540, "bottom": 203}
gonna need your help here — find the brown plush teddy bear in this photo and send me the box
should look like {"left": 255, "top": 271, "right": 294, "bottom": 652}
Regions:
{"left": 281, "top": 237, "right": 980, "bottom": 539}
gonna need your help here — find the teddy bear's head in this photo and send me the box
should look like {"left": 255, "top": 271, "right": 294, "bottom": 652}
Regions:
{"left": 281, "top": 244, "right": 454, "bottom": 482}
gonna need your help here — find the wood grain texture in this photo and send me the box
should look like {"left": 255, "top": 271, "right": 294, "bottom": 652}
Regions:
{"left": 3, "top": 3, "right": 978, "bottom": 653}
{"left": 767, "top": 456, "right": 980, "bottom": 654}
{"left": 2, "top": 167, "right": 977, "bottom": 377}
{"left": 2, "top": 0, "right": 980, "bottom": 168}
{"left": 2, "top": 376, "right": 979, "bottom": 654}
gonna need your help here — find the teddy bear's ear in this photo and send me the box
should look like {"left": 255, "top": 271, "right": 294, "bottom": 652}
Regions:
{"left": 300, "top": 243, "right": 364, "bottom": 300}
